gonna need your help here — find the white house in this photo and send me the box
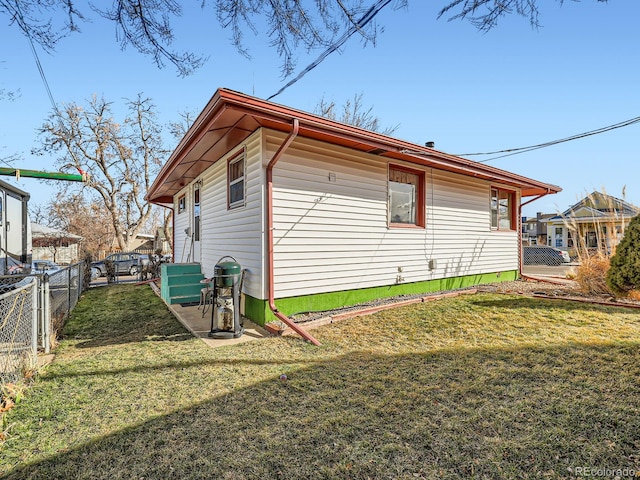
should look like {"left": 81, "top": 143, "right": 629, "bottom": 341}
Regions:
{"left": 544, "top": 192, "right": 639, "bottom": 254}
{"left": 147, "top": 88, "right": 561, "bottom": 327}
{"left": 31, "top": 223, "right": 82, "bottom": 265}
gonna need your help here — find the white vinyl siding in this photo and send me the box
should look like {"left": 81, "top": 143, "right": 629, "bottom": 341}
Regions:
{"left": 173, "top": 131, "right": 264, "bottom": 300}
{"left": 266, "top": 130, "right": 518, "bottom": 298}
{"left": 173, "top": 187, "right": 191, "bottom": 261}
{"left": 174, "top": 127, "right": 519, "bottom": 303}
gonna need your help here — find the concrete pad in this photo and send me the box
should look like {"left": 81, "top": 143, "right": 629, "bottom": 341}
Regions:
{"left": 168, "top": 302, "right": 269, "bottom": 348}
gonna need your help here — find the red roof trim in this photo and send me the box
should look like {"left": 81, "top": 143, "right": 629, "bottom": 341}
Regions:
{"left": 147, "top": 88, "right": 561, "bottom": 204}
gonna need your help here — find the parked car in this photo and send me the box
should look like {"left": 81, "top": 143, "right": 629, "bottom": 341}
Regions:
{"left": 91, "top": 252, "right": 148, "bottom": 277}
{"left": 523, "top": 246, "right": 571, "bottom": 266}
{"left": 31, "top": 260, "right": 62, "bottom": 274}
{"left": 9, "top": 260, "right": 61, "bottom": 275}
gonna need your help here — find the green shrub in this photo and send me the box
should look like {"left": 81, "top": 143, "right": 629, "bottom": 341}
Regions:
{"left": 606, "top": 214, "right": 640, "bottom": 294}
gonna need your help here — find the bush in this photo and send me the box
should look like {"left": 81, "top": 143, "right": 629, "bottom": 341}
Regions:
{"left": 104, "top": 259, "right": 116, "bottom": 283}
{"left": 606, "top": 214, "right": 640, "bottom": 294}
{"left": 575, "top": 253, "right": 612, "bottom": 296}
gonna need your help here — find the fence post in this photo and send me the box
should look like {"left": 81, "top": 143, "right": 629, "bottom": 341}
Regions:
{"left": 43, "top": 275, "right": 51, "bottom": 354}
{"left": 31, "top": 278, "right": 38, "bottom": 369}
{"left": 38, "top": 276, "right": 44, "bottom": 351}
{"left": 67, "top": 267, "right": 72, "bottom": 319}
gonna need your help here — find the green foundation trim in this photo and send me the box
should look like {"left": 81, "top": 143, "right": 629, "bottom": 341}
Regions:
{"left": 243, "top": 270, "right": 518, "bottom": 325}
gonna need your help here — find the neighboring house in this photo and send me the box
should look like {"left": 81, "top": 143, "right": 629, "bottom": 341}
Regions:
{"left": 545, "top": 191, "right": 640, "bottom": 254}
{"left": 521, "top": 216, "right": 537, "bottom": 245}
{"left": 153, "top": 227, "right": 173, "bottom": 255}
{"left": 132, "top": 234, "right": 155, "bottom": 254}
{"left": 521, "top": 212, "right": 556, "bottom": 245}
{"left": 31, "top": 223, "right": 82, "bottom": 265}
{"left": 146, "top": 88, "right": 561, "bottom": 326}
{"left": 108, "top": 233, "right": 155, "bottom": 255}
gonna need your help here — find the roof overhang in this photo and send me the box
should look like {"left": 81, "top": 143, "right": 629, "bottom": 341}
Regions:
{"left": 147, "top": 88, "right": 561, "bottom": 206}
{"left": 0, "top": 178, "right": 30, "bottom": 201}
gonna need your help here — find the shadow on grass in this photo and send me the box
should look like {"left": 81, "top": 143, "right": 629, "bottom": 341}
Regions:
{"left": 42, "top": 355, "right": 319, "bottom": 380}
{"left": 68, "top": 330, "right": 195, "bottom": 349}
{"left": 471, "top": 295, "right": 640, "bottom": 314}
{"left": 4, "top": 342, "right": 640, "bottom": 479}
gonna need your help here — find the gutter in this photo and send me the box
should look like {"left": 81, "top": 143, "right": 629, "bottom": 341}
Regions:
{"left": 266, "top": 118, "right": 321, "bottom": 346}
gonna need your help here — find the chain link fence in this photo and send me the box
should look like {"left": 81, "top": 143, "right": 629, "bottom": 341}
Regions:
{"left": 0, "top": 262, "right": 86, "bottom": 385}
{"left": 523, "top": 246, "right": 572, "bottom": 266}
{"left": 0, "top": 277, "right": 37, "bottom": 384}
{"left": 44, "top": 263, "right": 85, "bottom": 348}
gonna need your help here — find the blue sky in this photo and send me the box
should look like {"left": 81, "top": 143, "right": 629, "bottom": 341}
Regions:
{"left": 1, "top": 0, "right": 639, "bottom": 220}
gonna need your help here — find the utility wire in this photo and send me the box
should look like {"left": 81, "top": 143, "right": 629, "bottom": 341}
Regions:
{"left": 456, "top": 115, "right": 640, "bottom": 163}
{"left": 267, "top": 0, "right": 393, "bottom": 101}
{"left": 2, "top": 3, "right": 60, "bottom": 170}
{"left": 14, "top": 2, "right": 59, "bottom": 116}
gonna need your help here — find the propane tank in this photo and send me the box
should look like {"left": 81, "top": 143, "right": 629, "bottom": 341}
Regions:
{"left": 215, "top": 296, "right": 234, "bottom": 331}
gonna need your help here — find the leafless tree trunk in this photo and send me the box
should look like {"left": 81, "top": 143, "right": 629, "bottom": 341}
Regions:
{"left": 38, "top": 95, "right": 166, "bottom": 252}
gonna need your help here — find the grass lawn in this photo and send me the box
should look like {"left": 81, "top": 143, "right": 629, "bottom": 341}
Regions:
{"left": 1, "top": 284, "right": 640, "bottom": 479}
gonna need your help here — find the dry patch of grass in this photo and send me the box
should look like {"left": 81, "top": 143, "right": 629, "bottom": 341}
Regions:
{"left": 1, "top": 285, "right": 639, "bottom": 479}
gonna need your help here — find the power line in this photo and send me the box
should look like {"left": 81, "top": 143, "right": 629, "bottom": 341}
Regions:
{"left": 268, "top": 0, "right": 393, "bottom": 101}
{"left": 456, "top": 115, "right": 640, "bottom": 163}
{"left": 14, "top": 1, "right": 59, "bottom": 115}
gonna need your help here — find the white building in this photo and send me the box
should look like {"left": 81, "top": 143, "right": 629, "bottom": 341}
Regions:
{"left": 544, "top": 192, "right": 639, "bottom": 255}
{"left": 31, "top": 223, "right": 82, "bottom": 265}
{"left": 147, "top": 88, "right": 560, "bottom": 326}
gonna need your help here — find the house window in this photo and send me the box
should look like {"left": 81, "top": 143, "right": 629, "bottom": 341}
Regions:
{"left": 228, "top": 151, "right": 245, "bottom": 209}
{"left": 178, "top": 195, "right": 186, "bottom": 214}
{"left": 490, "top": 188, "right": 515, "bottom": 230}
{"left": 554, "top": 226, "right": 563, "bottom": 247}
{"left": 388, "top": 165, "right": 425, "bottom": 227}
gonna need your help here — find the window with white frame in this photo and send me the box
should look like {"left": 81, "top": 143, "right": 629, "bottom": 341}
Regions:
{"left": 178, "top": 195, "right": 186, "bottom": 214}
{"left": 228, "top": 151, "right": 245, "bottom": 209}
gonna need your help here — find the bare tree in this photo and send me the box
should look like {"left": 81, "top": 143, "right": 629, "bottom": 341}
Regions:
{"left": 438, "top": 0, "right": 608, "bottom": 32}
{"left": 28, "top": 202, "right": 48, "bottom": 225}
{"left": 315, "top": 93, "right": 399, "bottom": 135}
{"left": 168, "top": 109, "right": 197, "bottom": 140}
{"left": 37, "top": 94, "right": 166, "bottom": 252}
{"left": 2, "top": 0, "right": 405, "bottom": 77}
{"left": 45, "top": 192, "right": 115, "bottom": 258}
{"left": 156, "top": 110, "right": 201, "bottom": 253}
{"left": 3, "top": 1, "right": 611, "bottom": 77}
